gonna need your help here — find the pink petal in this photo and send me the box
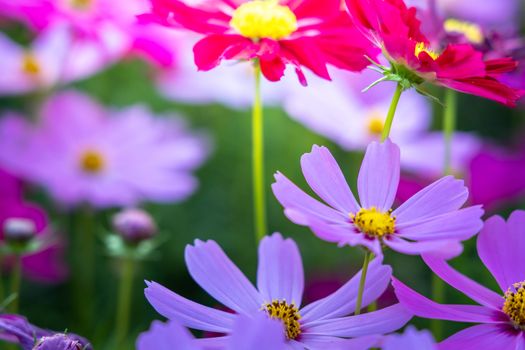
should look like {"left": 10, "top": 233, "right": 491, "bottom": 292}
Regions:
{"left": 438, "top": 324, "right": 521, "bottom": 350}
{"left": 193, "top": 34, "right": 248, "bottom": 71}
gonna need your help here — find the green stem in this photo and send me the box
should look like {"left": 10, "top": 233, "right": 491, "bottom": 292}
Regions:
{"left": 354, "top": 251, "right": 372, "bottom": 315}
{"left": 431, "top": 89, "right": 458, "bottom": 339}
{"left": 115, "top": 258, "right": 135, "bottom": 350}
{"left": 9, "top": 255, "right": 21, "bottom": 314}
{"left": 252, "top": 61, "right": 267, "bottom": 242}
{"left": 381, "top": 83, "right": 403, "bottom": 142}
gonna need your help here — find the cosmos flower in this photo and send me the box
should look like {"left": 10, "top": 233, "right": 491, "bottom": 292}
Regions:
{"left": 137, "top": 313, "right": 287, "bottom": 350}
{"left": 0, "top": 91, "right": 210, "bottom": 208}
{"left": 0, "top": 314, "right": 91, "bottom": 350}
{"left": 144, "top": 233, "right": 410, "bottom": 349}
{"left": 272, "top": 140, "right": 483, "bottom": 257}
{"left": 393, "top": 210, "right": 525, "bottom": 349}
{"left": 0, "top": 22, "right": 126, "bottom": 95}
{"left": 345, "top": 0, "right": 524, "bottom": 106}
{"left": 142, "top": 0, "right": 378, "bottom": 85}
{"left": 381, "top": 326, "right": 436, "bottom": 349}
{"left": 283, "top": 68, "right": 431, "bottom": 150}
{"left": 0, "top": 169, "right": 67, "bottom": 283}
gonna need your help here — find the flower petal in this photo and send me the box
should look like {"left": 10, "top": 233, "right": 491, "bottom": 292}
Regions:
{"left": 300, "top": 334, "right": 381, "bottom": 350}
{"left": 185, "top": 240, "right": 263, "bottom": 314}
{"left": 272, "top": 172, "right": 348, "bottom": 226}
{"left": 257, "top": 233, "right": 304, "bottom": 306}
{"left": 357, "top": 139, "right": 400, "bottom": 211}
{"left": 395, "top": 206, "right": 484, "bottom": 241}
{"left": 392, "top": 176, "right": 468, "bottom": 222}
{"left": 477, "top": 211, "right": 525, "bottom": 292}
{"left": 193, "top": 34, "right": 248, "bottom": 71}
{"left": 422, "top": 255, "right": 503, "bottom": 309}
{"left": 300, "top": 145, "right": 360, "bottom": 214}
{"left": 228, "top": 313, "right": 287, "bottom": 350}
{"left": 301, "top": 258, "right": 391, "bottom": 322}
{"left": 438, "top": 324, "right": 521, "bottom": 350}
{"left": 303, "top": 304, "right": 411, "bottom": 338}
{"left": 392, "top": 278, "right": 502, "bottom": 323}
{"left": 136, "top": 320, "right": 195, "bottom": 350}
{"left": 144, "top": 281, "right": 236, "bottom": 333}
{"left": 384, "top": 237, "right": 464, "bottom": 258}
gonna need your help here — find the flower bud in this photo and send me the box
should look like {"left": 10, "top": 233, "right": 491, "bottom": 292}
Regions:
{"left": 33, "top": 334, "right": 83, "bottom": 350}
{"left": 3, "top": 218, "right": 36, "bottom": 244}
{"left": 112, "top": 209, "right": 157, "bottom": 244}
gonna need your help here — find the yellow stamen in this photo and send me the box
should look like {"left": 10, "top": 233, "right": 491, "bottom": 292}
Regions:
{"left": 70, "top": 0, "right": 92, "bottom": 9}
{"left": 444, "top": 19, "right": 484, "bottom": 45}
{"left": 367, "top": 113, "right": 384, "bottom": 136}
{"left": 415, "top": 42, "right": 440, "bottom": 60}
{"left": 351, "top": 207, "right": 395, "bottom": 238}
{"left": 80, "top": 150, "right": 105, "bottom": 174}
{"left": 21, "top": 53, "right": 40, "bottom": 76}
{"left": 264, "top": 300, "right": 301, "bottom": 340}
{"left": 230, "top": 1, "right": 297, "bottom": 40}
{"left": 503, "top": 281, "right": 525, "bottom": 329}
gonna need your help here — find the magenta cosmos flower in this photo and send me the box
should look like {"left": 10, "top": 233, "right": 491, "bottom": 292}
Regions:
{"left": 272, "top": 140, "right": 484, "bottom": 257}
{"left": 393, "top": 210, "right": 525, "bottom": 349}
{"left": 145, "top": 233, "right": 411, "bottom": 349}
{"left": 0, "top": 169, "right": 67, "bottom": 283}
{"left": 0, "top": 91, "right": 209, "bottom": 208}
{"left": 137, "top": 313, "right": 288, "bottom": 350}
{"left": 142, "top": 0, "right": 378, "bottom": 85}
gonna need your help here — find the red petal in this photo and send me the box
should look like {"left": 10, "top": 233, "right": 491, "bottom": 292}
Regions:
{"left": 435, "top": 44, "right": 486, "bottom": 80}
{"left": 441, "top": 77, "right": 525, "bottom": 107}
{"left": 193, "top": 34, "right": 248, "bottom": 71}
{"left": 485, "top": 58, "right": 519, "bottom": 76}
{"left": 281, "top": 38, "right": 331, "bottom": 80}
{"left": 286, "top": 0, "right": 341, "bottom": 20}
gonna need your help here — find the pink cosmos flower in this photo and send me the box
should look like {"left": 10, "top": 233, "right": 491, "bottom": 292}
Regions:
{"left": 0, "top": 22, "right": 126, "bottom": 95}
{"left": 145, "top": 233, "right": 410, "bottom": 349}
{"left": 0, "top": 91, "right": 210, "bottom": 208}
{"left": 137, "top": 314, "right": 288, "bottom": 350}
{"left": 393, "top": 210, "right": 525, "bottom": 349}
{"left": 142, "top": 0, "right": 378, "bottom": 85}
{"left": 272, "top": 140, "right": 483, "bottom": 257}
{"left": 0, "top": 169, "right": 67, "bottom": 283}
{"left": 346, "top": 0, "right": 525, "bottom": 106}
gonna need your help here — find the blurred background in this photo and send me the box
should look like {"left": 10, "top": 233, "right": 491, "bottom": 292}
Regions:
{"left": 0, "top": 0, "right": 524, "bottom": 349}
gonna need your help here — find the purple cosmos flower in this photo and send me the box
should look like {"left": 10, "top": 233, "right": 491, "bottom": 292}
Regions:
{"left": 393, "top": 210, "right": 525, "bottom": 349}
{"left": 0, "top": 314, "right": 91, "bottom": 350}
{"left": 0, "top": 169, "right": 67, "bottom": 283}
{"left": 283, "top": 69, "right": 431, "bottom": 151}
{"left": 272, "top": 140, "right": 484, "bottom": 257}
{"left": 145, "top": 233, "right": 410, "bottom": 349}
{"left": 0, "top": 22, "right": 126, "bottom": 96}
{"left": 381, "top": 326, "right": 436, "bottom": 350}
{"left": 0, "top": 91, "right": 210, "bottom": 208}
{"left": 137, "top": 313, "right": 287, "bottom": 350}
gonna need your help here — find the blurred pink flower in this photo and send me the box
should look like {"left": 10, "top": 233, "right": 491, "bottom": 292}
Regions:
{"left": 0, "top": 169, "right": 67, "bottom": 283}
{"left": 0, "top": 91, "right": 210, "bottom": 208}
{"left": 0, "top": 22, "right": 127, "bottom": 95}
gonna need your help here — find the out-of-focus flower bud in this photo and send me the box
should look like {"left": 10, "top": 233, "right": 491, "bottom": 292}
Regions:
{"left": 112, "top": 209, "right": 157, "bottom": 244}
{"left": 3, "top": 218, "right": 36, "bottom": 244}
{"left": 33, "top": 334, "right": 83, "bottom": 350}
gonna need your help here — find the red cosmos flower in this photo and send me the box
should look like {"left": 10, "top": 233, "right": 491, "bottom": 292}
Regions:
{"left": 346, "top": 0, "right": 525, "bottom": 106}
{"left": 142, "top": 0, "right": 379, "bottom": 85}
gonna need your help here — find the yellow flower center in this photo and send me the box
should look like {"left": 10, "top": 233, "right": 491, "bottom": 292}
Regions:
{"left": 415, "top": 42, "right": 440, "bottom": 60}
{"left": 80, "top": 150, "right": 105, "bottom": 174}
{"left": 70, "top": 0, "right": 92, "bottom": 9}
{"left": 351, "top": 207, "right": 396, "bottom": 238}
{"left": 503, "top": 281, "right": 525, "bottom": 329}
{"left": 21, "top": 53, "right": 40, "bottom": 76}
{"left": 230, "top": 0, "right": 298, "bottom": 40}
{"left": 264, "top": 300, "right": 301, "bottom": 340}
{"left": 367, "top": 113, "right": 384, "bottom": 136}
{"left": 444, "top": 19, "right": 484, "bottom": 45}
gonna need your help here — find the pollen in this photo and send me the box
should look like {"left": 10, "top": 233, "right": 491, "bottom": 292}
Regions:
{"left": 414, "top": 42, "right": 440, "bottom": 60}
{"left": 70, "top": 0, "right": 92, "bottom": 9}
{"left": 21, "top": 53, "right": 40, "bottom": 76}
{"left": 80, "top": 150, "right": 105, "bottom": 174}
{"left": 230, "top": 0, "right": 298, "bottom": 40}
{"left": 503, "top": 281, "right": 525, "bottom": 329}
{"left": 264, "top": 300, "right": 301, "bottom": 340}
{"left": 351, "top": 207, "right": 395, "bottom": 238}
{"left": 444, "top": 19, "right": 484, "bottom": 45}
{"left": 367, "top": 113, "right": 384, "bottom": 136}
